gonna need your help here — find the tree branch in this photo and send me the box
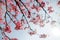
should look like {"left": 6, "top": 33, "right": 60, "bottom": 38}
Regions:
{"left": 35, "top": 0, "right": 51, "bottom": 21}
{"left": 15, "top": 0, "right": 34, "bottom": 31}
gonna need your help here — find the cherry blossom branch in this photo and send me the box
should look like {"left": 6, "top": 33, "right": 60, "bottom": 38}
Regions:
{"left": 0, "top": 26, "right": 11, "bottom": 40}
{"left": 2, "top": 0, "right": 13, "bottom": 40}
{"left": 19, "top": 0, "right": 51, "bottom": 22}
{"left": 5, "top": 0, "right": 8, "bottom": 26}
{"left": 35, "top": 0, "right": 51, "bottom": 21}
{"left": 6, "top": 11, "right": 16, "bottom": 24}
{"left": 5, "top": 0, "right": 17, "bottom": 25}
{"left": 19, "top": 0, "right": 29, "bottom": 12}
{"left": 19, "top": 0, "right": 34, "bottom": 31}
{"left": 5, "top": 2, "right": 17, "bottom": 26}
{"left": 15, "top": 0, "right": 34, "bottom": 31}
{"left": 0, "top": 0, "right": 10, "bottom": 40}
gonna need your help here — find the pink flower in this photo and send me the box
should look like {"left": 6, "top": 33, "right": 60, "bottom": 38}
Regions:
{"left": 29, "top": 31, "right": 36, "bottom": 35}
{"left": 40, "top": 34, "right": 47, "bottom": 38}
{"left": 2, "top": 37, "right": 8, "bottom": 40}
{"left": 38, "top": 0, "right": 42, "bottom": 3}
{"left": 41, "top": 1, "right": 45, "bottom": 8}
{"left": 4, "top": 26, "right": 11, "bottom": 33}
{"left": 58, "top": 1, "right": 60, "bottom": 5}
{"left": 15, "top": 21, "right": 22, "bottom": 30}
{"left": 48, "top": 6, "right": 54, "bottom": 13}
{"left": 11, "top": 38, "right": 18, "bottom": 40}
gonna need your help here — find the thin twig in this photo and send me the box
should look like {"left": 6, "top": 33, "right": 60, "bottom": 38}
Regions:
{"left": 19, "top": 0, "right": 29, "bottom": 12}
{"left": 15, "top": 0, "right": 34, "bottom": 31}
{"left": 35, "top": 0, "right": 51, "bottom": 21}
{"left": 6, "top": 11, "right": 16, "bottom": 24}
{"left": 0, "top": 26, "right": 11, "bottom": 40}
{"left": 4, "top": 0, "right": 11, "bottom": 40}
